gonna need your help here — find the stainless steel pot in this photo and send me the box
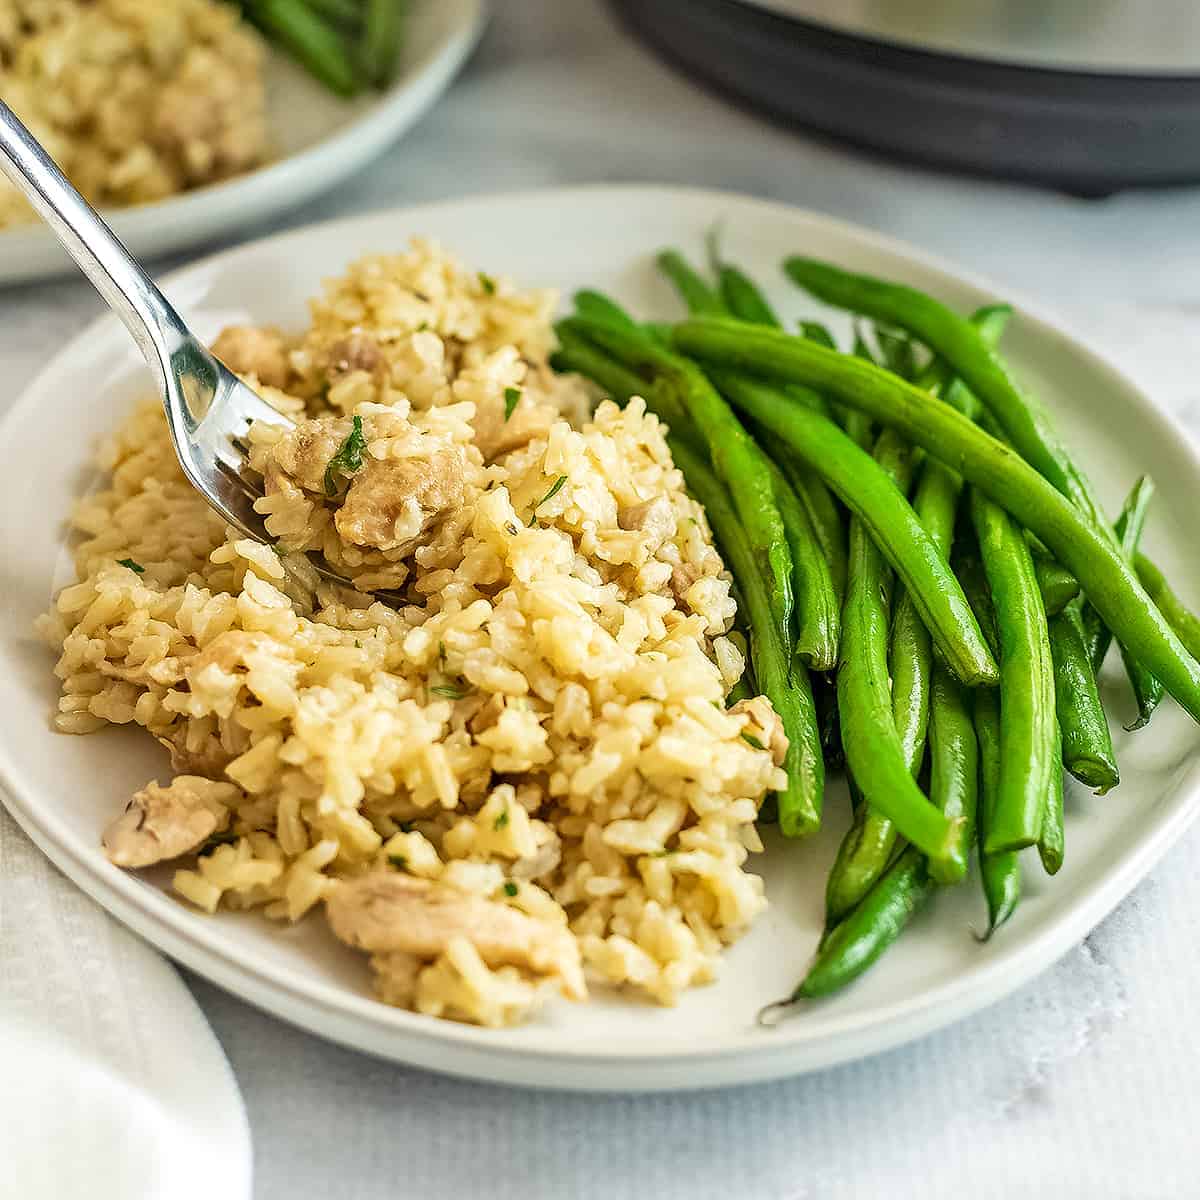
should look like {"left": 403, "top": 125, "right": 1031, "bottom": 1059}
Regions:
{"left": 612, "top": 0, "right": 1200, "bottom": 189}
{"left": 740, "top": 0, "right": 1200, "bottom": 73}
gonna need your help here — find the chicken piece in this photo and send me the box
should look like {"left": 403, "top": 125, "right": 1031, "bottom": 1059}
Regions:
{"left": 265, "top": 418, "right": 347, "bottom": 495}
{"left": 619, "top": 495, "right": 677, "bottom": 550}
{"left": 156, "top": 731, "right": 235, "bottom": 779}
{"left": 325, "top": 873, "right": 585, "bottom": 1000}
{"left": 103, "top": 777, "right": 238, "bottom": 869}
{"left": 334, "top": 448, "right": 466, "bottom": 553}
{"left": 211, "top": 325, "right": 291, "bottom": 389}
{"left": 324, "top": 333, "right": 384, "bottom": 382}
{"left": 729, "top": 696, "right": 789, "bottom": 766}
{"left": 471, "top": 392, "right": 555, "bottom": 463}
{"left": 369, "top": 950, "right": 424, "bottom": 1008}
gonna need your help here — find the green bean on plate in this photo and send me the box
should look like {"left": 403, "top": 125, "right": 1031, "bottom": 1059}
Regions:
{"left": 552, "top": 239, "right": 1200, "bottom": 1014}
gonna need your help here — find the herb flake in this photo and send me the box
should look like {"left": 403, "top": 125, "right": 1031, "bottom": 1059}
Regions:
{"left": 493, "top": 808, "right": 510, "bottom": 831}
{"left": 503, "top": 386, "right": 521, "bottom": 421}
{"left": 741, "top": 731, "right": 766, "bottom": 751}
{"left": 388, "top": 854, "right": 407, "bottom": 871}
{"left": 479, "top": 272, "right": 497, "bottom": 295}
{"left": 323, "top": 415, "right": 367, "bottom": 497}
{"left": 528, "top": 474, "right": 568, "bottom": 524}
{"left": 431, "top": 683, "right": 469, "bottom": 701}
{"left": 117, "top": 558, "right": 145, "bottom": 574}
{"left": 502, "top": 881, "right": 519, "bottom": 897}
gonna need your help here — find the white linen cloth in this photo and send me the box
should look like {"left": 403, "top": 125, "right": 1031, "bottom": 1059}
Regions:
{"left": 0, "top": 808, "right": 251, "bottom": 1200}
{"left": 4, "top": 2, "right": 1200, "bottom": 1196}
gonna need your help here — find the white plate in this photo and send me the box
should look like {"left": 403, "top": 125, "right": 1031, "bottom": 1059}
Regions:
{"left": 0, "top": 0, "right": 486, "bottom": 284}
{"left": 2, "top": 186, "right": 1199, "bottom": 1092}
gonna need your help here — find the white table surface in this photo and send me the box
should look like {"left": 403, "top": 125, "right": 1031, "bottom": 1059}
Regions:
{"left": 7, "top": 2, "right": 1200, "bottom": 1195}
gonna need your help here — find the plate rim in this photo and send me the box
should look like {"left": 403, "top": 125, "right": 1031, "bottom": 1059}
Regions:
{"left": 4, "top": 183, "right": 1200, "bottom": 1090}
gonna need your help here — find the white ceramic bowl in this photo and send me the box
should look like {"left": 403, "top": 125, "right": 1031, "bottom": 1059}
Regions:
{"left": 0, "top": 0, "right": 486, "bottom": 284}
{"left": 2, "top": 186, "right": 1198, "bottom": 1091}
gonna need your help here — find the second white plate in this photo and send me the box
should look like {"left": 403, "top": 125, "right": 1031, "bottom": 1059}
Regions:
{"left": 0, "top": 0, "right": 486, "bottom": 284}
{"left": 2, "top": 186, "right": 1199, "bottom": 1091}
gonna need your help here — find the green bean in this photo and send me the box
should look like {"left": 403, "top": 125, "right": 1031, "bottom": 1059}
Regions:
{"left": 836, "top": 429, "right": 968, "bottom": 877}
{"left": 561, "top": 318, "right": 794, "bottom": 648}
{"left": 1039, "top": 722, "right": 1066, "bottom": 876}
{"left": 673, "top": 318, "right": 1200, "bottom": 725}
{"left": 656, "top": 250, "right": 728, "bottom": 316}
{"left": 1085, "top": 477, "right": 1164, "bottom": 729}
{"left": 974, "top": 687, "right": 1020, "bottom": 938}
{"left": 1136, "top": 553, "right": 1200, "bottom": 663}
{"left": 929, "top": 664, "right": 978, "bottom": 870}
{"left": 779, "top": 847, "right": 933, "bottom": 1003}
{"left": 696, "top": 367, "right": 998, "bottom": 689}
{"left": 1048, "top": 603, "right": 1119, "bottom": 792}
{"left": 362, "top": 0, "right": 405, "bottom": 86}
{"left": 812, "top": 673, "right": 843, "bottom": 768}
{"left": 549, "top": 328, "right": 648, "bottom": 408}
{"left": 705, "top": 241, "right": 781, "bottom": 326}
{"left": 782, "top": 258, "right": 1106, "bottom": 529}
{"left": 874, "top": 325, "right": 918, "bottom": 380}
{"left": 799, "top": 321, "right": 838, "bottom": 349}
{"left": 772, "top": 446, "right": 847, "bottom": 608}
{"left": 970, "top": 489, "right": 1055, "bottom": 853}
{"left": 573, "top": 289, "right": 640, "bottom": 330}
{"left": 826, "top": 441, "right": 962, "bottom": 920}
{"left": 766, "top": 458, "right": 840, "bottom": 672}
{"left": 249, "top": 0, "right": 360, "bottom": 95}
{"left": 1034, "top": 557, "right": 1081, "bottom": 616}
{"left": 825, "top": 430, "right": 918, "bottom": 920}
{"left": 306, "top": 0, "right": 365, "bottom": 28}
{"left": 671, "top": 440, "right": 823, "bottom": 836}
{"left": 957, "top": 553, "right": 999, "bottom": 659}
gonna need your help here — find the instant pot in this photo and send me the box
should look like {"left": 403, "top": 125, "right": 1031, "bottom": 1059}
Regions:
{"left": 612, "top": 0, "right": 1200, "bottom": 190}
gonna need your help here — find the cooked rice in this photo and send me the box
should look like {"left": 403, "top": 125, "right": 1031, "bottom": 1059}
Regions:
{"left": 0, "top": 0, "right": 266, "bottom": 228}
{"left": 39, "top": 239, "right": 786, "bottom": 1027}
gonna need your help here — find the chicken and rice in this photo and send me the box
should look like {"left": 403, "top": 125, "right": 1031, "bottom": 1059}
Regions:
{"left": 39, "top": 241, "right": 787, "bottom": 1026}
{"left": 0, "top": 0, "right": 266, "bottom": 228}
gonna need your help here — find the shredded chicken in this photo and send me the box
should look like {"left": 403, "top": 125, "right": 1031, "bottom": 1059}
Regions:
{"left": 323, "top": 333, "right": 384, "bottom": 382}
{"left": 471, "top": 392, "right": 555, "bottom": 463}
{"left": 619, "top": 495, "right": 677, "bottom": 550}
{"left": 211, "top": 325, "right": 290, "bottom": 389}
{"left": 103, "top": 776, "right": 238, "bottom": 868}
{"left": 325, "top": 873, "right": 586, "bottom": 1000}
{"left": 265, "top": 419, "right": 346, "bottom": 495}
{"left": 334, "top": 448, "right": 466, "bottom": 553}
{"left": 729, "top": 697, "right": 789, "bottom": 766}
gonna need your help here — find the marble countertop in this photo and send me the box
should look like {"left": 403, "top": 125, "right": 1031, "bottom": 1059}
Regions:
{"left": 6, "top": 2, "right": 1200, "bottom": 1195}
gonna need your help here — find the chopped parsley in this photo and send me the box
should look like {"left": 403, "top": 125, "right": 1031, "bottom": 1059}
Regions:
{"left": 493, "top": 808, "right": 510, "bottom": 831}
{"left": 117, "top": 558, "right": 145, "bottom": 574}
{"left": 437, "top": 640, "right": 447, "bottom": 663}
{"left": 528, "top": 474, "right": 567, "bottom": 524}
{"left": 478, "top": 272, "right": 497, "bottom": 295}
{"left": 398, "top": 820, "right": 416, "bottom": 834}
{"left": 416, "top": 321, "right": 429, "bottom": 332}
{"left": 741, "top": 731, "right": 766, "bottom": 751}
{"left": 323, "top": 415, "right": 366, "bottom": 497}
{"left": 388, "top": 854, "right": 407, "bottom": 871}
{"left": 503, "top": 386, "right": 521, "bottom": 421}
{"left": 431, "top": 683, "right": 470, "bottom": 700}
{"left": 502, "top": 881, "right": 519, "bottom": 897}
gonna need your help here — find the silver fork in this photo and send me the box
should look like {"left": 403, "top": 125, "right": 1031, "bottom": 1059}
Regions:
{"left": 0, "top": 100, "right": 344, "bottom": 577}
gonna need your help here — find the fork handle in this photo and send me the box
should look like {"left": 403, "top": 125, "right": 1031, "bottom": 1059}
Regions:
{"left": 0, "top": 99, "right": 193, "bottom": 392}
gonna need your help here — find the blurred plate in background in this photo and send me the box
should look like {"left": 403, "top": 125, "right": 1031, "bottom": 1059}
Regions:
{"left": 0, "top": 0, "right": 486, "bottom": 285}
